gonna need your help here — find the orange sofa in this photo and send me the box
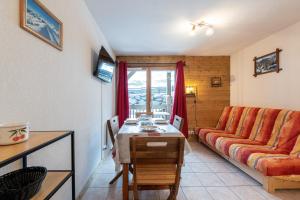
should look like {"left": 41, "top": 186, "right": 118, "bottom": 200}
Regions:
{"left": 198, "top": 106, "right": 300, "bottom": 192}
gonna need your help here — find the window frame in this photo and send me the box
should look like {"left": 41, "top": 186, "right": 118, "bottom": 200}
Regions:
{"left": 127, "top": 65, "right": 176, "bottom": 114}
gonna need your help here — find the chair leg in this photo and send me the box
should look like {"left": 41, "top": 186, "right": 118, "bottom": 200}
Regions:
{"left": 109, "top": 170, "right": 123, "bottom": 184}
{"left": 133, "top": 184, "right": 139, "bottom": 200}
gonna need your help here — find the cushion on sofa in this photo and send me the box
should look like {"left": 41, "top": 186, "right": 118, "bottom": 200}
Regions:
{"left": 198, "top": 106, "right": 233, "bottom": 142}
{"left": 217, "top": 108, "right": 280, "bottom": 156}
{"left": 216, "top": 106, "right": 233, "bottom": 130}
{"left": 207, "top": 107, "right": 259, "bottom": 148}
{"left": 247, "top": 153, "right": 300, "bottom": 176}
{"left": 230, "top": 110, "right": 300, "bottom": 164}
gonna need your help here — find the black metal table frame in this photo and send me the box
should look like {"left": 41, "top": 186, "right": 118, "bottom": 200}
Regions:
{"left": 0, "top": 131, "right": 75, "bottom": 200}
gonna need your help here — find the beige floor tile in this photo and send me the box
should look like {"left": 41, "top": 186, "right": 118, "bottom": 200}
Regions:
{"left": 158, "top": 188, "right": 187, "bottom": 200}
{"left": 216, "top": 172, "right": 259, "bottom": 186}
{"left": 90, "top": 173, "right": 122, "bottom": 188}
{"left": 206, "top": 161, "right": 239, "bottom": 173}
{"left": 206, "top": 187, "right": 240, "bottom": 200}
{"left": 196, "top": 173, "right": 225, "bottom": 186}
{"left": 251, "top": 186, "right": 282, "bottom": 200}
{"left": 189, "top": 162, "right": 212, "bottom": 172}
{"left": 230, "top": 186, "right": 267, "bottom": 200}
{"left": 182, "top": 163, "right": 194, "bottom": 173}
{"left": 180, "top": 173, "right": 202, "bottom": 187}
{"left": 184, "top": 154, "right": 203, "bottom": 163}
{"left": 81, "top": 188, "right": 109, "bottom": 200}
{"left": 95, "top": 162, "right": 117, "bottom": 173}
{"left": 182, "top": 187, "right": 213, "bottom": 200}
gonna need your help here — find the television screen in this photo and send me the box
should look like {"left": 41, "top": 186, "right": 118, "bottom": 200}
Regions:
{"left": 94, "top": 47, "right": 115, "bottom": 83}
{"left": 95, "top": 60, "right": 114, "bottom": 82}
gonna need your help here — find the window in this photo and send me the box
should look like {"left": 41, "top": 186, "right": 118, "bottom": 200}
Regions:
{"left": 128, "top": 67, "right": 175, "bottom": 119}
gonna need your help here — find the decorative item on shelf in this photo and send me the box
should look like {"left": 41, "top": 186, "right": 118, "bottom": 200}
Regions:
{"left": 20, "top": 0, "right": 63, "bottom": 51}
{"left": 211, "top": 77, "right": 222, "bottom": 87}
{"left": 0, "top": 166, "right": 47, "bottom": 200}
{"left": 0, "top": 122, "right": 30, "bottom": 145}
{"left": 185, "top": 86, "right": 196, "bottom": 97}
{"left": 253, "top": 48, "right": 282, "bottom": 77}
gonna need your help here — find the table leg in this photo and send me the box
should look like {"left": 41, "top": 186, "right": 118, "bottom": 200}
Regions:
{"left": 122, "top": 164, "right": 129, "bottom": 200}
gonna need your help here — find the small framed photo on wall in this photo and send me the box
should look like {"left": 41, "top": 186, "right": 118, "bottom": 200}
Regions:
{"left": 211, "top": 77, "right": 222, "bottom": 87}
{"left": 253, "top": 48, "right": 282, "bottom": 77}
{"left": 20, "top": 0, "right": 63, "bottom": 50}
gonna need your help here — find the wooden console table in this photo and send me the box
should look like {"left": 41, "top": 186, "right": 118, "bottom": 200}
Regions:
{"left": 0, "top": 131, "right": 75, "bottom": 200}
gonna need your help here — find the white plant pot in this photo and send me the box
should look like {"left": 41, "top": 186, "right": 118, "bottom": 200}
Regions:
{"left": 0, "top": 122, "right": 30, "bottom": 145}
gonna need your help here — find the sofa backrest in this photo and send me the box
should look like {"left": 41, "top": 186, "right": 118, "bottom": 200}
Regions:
{"left": 290, "top": 135, "right": 300, "bottom": 157}
{"left": 216, "top": 106, "right": 232, "bottom": 130}
{"left": 234, "top": 107, "right": 260, "bottom": 138}
{"left": 248, "top": 108, "right": 281, "bottom": 143}
{"left": 267, "top": 111, "right": 300, "bottom": 153}
{"left": 224, "top": 107, "right": 244, "bottom": 133}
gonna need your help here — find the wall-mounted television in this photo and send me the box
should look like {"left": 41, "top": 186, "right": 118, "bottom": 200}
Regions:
{"left": 94, "top": 46, "right": 115, "bottom": 83}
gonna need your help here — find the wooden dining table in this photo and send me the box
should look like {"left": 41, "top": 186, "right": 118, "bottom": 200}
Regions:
{"left": 115, "top": 121, "right": 191, "bottom": 200}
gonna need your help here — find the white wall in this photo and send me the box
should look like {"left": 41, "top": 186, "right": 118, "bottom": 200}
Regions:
{"left": 231, "top": 21, "right": 300, "bottom": 110}
{"left": 0, "top": 0, "right": 115, "bottom": 199}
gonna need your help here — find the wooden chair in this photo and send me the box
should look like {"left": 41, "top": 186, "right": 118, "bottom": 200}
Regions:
{"left": 135, "top": 112, "right": 153, "bottom": 118}
{"left": 172, "top": 115, "right": 184, "bottom": 131}
{"left": 107, "top": 116, "right": 123, "bottom": 184}
{"left": 130, "top": 136, "right": 185, "bottom": 200}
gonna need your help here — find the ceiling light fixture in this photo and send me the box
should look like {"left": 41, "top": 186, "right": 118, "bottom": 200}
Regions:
{"left": 191, "top": 21, "right": 215, "bottom": 36}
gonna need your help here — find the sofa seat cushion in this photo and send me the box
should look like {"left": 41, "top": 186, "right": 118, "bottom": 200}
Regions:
{"left": 198, "top": 128, "right": 225, "bottom": 143}
{"left": 206, "top": 132, "right": 235, "bottom": 148}
{"left": 247, "top": 153, "right": 300, "bottom": 176}
{"left": 216, "top": 137, "right": 263, "bottom": 156}
{"left": 229, "top": 144, "right": 289, "bottom": 164}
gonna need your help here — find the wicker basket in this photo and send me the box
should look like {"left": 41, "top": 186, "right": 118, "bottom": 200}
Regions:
{"left": 0, "top": 167, "right": 47, "bottom": 200}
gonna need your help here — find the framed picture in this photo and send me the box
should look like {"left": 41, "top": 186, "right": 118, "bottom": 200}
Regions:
{"left": 211, "top": 77, "right": 222, "bottom": 87}
{"left": 20, "top": 0, "right": 63, "bottom": 50}
{"left": 253, "top": 48, "right": 282, "bottom": 77}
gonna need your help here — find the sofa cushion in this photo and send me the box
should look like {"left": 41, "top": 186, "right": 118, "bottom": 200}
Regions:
{"left": 198, "top": 106, "right": 233, "bottom": 143}
{"left": 224, "top": 106, "right": 245, "bottom": 133}
{"left": 230, "top": 110, "right": 300, "bottom": 164}
{"left": 248, "top": 108, "right": 281, "bottom": 144}
{"left": 247, "top": 153, "right": 300, "bottom": 176}
{"left": 198, "top": 128, "right": 224, "bottom": 143}
{"left": 216, "top": 138, "right": 263, "bottom": 156}
{"left": 206, "top": 107, "right": 259, "bottom": 148}
{"left": 216, "top": 106, "right": 232, "bottom": 130}
{"left": 228, "top": 108, "right": 282, "bottom": 160}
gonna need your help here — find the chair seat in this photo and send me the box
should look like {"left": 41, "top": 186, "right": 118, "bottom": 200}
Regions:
{"left": 131, "top": 164, "right": 177, "bottom": 186}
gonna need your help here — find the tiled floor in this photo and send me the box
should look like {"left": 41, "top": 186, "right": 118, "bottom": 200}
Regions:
{"left": 81, "top": 142, "right": 300, "bottom": 200}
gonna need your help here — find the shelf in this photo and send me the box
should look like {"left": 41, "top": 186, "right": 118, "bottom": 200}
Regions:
{"left": 0, "top": 131, "right": 72, "bottom": 167}
{"left": 0, "top": 131, "right": 75, "bottom": 200}
{"left": 31, "top": 171, "right": 72, "bottom": 200}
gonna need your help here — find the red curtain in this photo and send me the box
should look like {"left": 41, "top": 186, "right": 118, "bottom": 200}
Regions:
{"left": 170, "top": 61, "right": 189, "bottom": 137}
{"left": 116, "top": 61, "right": 129, "bottom": 126}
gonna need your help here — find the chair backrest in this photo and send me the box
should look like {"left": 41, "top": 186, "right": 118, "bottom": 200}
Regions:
{"left": 135, "top": 112, "right": 153, "bottom": 118}
{"left": 107, "top": 116, "right": 119, "bottom": 145}
{"left": 130, "top": 136, "right": 185, "bottom": 165}
{"left": 173, "top": 115, "right": 184, "bottom": 131}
